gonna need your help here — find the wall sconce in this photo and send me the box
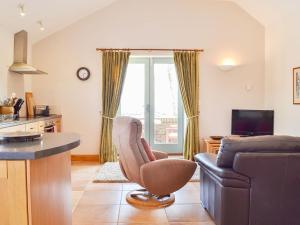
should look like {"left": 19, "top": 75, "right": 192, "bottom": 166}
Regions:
{"left": 37, "top": 21, "right": 45, "bottom": 31}
{"left": 218, "top": 58, "right": 237, "bottom": 71}
{"left": 18, "top": 4, "right": 26, "bottom": 17}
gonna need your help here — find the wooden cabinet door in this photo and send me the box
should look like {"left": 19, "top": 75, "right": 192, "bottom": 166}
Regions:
{"left": 0, "top": 161, "right": 28, "bottom": 225}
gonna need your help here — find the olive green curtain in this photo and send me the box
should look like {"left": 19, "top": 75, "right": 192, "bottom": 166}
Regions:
{"left": 99, "top": 50, "right": 130, "bottom": 163}
{"left": 173, "top": 51, "right": 200, "bottom": 160}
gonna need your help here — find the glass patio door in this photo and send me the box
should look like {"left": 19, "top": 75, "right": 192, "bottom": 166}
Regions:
{"left": 119, "top": 57, "right": 184, "bottom": 153}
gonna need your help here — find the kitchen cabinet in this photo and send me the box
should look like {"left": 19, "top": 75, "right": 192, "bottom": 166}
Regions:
{"left": 25, "top": 122, "right": 39, "bottom": 132}
{"left": 0, "top": 133, "right": 79, "bottom": 225}
{"left": 0, "top": 125, "right": 26, "bottom": 132}
{"left": 0, "top": 115, "right": 62, "bottom": 133}
{"left": 38, "top": 121, "right": 45, "bottom": 132}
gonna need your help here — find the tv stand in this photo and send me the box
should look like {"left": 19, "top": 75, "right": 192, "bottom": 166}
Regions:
{"left": 204, "top": 135, "right": 241, "bottom": 154}
{"left": 204, "top": 138, "right": 222, "bottom": 154}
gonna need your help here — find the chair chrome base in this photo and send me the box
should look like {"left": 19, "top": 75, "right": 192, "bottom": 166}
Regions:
{"left": 126, "top": 189, "right": 175, "bottom": 208}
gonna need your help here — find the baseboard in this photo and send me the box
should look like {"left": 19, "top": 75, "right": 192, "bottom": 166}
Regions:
{"left": 71, "top": 153, "right": 181, "bottom": 162}
{"left": 168, "top": 153, "right": 183, "bottom": 156}
{"left": 71, "top": 154, "right": 99, "bottom": 162}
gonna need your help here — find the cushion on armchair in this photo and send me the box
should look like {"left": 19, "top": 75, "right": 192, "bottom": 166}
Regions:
{"left": 141, "top": 138, "right": 156, "bottom": 161}
{"left": 216, "top": 135, "right": 300, "bottom": 168}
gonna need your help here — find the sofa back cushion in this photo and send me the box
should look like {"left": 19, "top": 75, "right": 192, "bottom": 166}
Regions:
{"left": 216, "top": 135, "right": 300, "bottom": 168}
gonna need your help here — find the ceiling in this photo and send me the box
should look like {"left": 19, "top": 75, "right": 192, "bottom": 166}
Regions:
{"left": 0, "top": 0, "right": 298, "bottom": 43}
{"left": 227, "top": 0, "right": 299, "bottom": 26}
{"left": 0, "top": 0, "right": 117, "bottom": 43}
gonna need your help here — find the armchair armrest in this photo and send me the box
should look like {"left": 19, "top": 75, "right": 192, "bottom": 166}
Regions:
{"left": 140, "top": 159, "right": 197, "bottom": 196}
{"left": 152, "top": 150, "right": 168, "bottom": 160}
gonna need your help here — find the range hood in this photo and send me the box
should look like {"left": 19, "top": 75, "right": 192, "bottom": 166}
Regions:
{"left": 9, "top": 30, "right": 47, "bottom": 74}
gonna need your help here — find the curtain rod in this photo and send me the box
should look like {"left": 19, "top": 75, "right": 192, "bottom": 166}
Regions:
{"left": 96, "top": 48, "right": 204, "bottom": 52}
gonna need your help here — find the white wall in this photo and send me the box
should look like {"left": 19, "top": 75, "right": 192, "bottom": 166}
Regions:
{"left": 0, "top": 26, "right": 13, "bottom": 100}
{"left": 0, "top": 26, "right": 29, "bottom": 111}
{"left": 32, "top": 0, "right": 265, "bottom": 155}
{"left": 265, "top": 17, "right": 300, "bottom": 135}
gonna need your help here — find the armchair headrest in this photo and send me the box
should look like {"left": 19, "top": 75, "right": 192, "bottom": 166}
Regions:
{"left": 112, "top": 116, "right": 142, "bottom": 145}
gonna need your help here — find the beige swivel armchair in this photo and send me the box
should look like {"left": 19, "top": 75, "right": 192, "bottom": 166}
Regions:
{"left": 112, "top": 116, "right": 197, "bottom": 207}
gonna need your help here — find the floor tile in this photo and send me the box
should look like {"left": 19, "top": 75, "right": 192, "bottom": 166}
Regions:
{"left": 173, "top": 189, "right": 200, "bottom": 204}
{"left": 72, "top": 191, "right": 84, "bottom": 211}
{"left": 73, "top": 223, "right": 117, "bottom": 225}
{"left": 122, "top": 183, "right": 144, "bottom": 191}
{"left": 121, "top": 184, "right": 200, "bottom": 205}
{"left": 71, "top": 162, "right": 213, "bottom": 225}
{"left": 121, "top": 190, "right": 130, "bottom": 204}
{"left": 169, "top": 222, "right": 215, "bottom": 225}
{"left": 118, "top": 223, "right": 168, "bottom": 225}
{"left": 165, "top": 204, "right": 211, "bottom": 222}
{"left": 72, "top": 179, "right": 91, "bottom": 191}
{"left": 79, "top": 190, "right": 122, "bottom": 205}
{"left": 118, "top": 204, "right": 168, "bottom": 223}
{"left": 86, "top": 182, "right": 123, "bottom": 191}
{"left": 71, "top": 165, "right": 99, "bottom": 174}
{"left": 72, "top": 204, "right": 119, "bottom": 224}
{"left": 179, "top": 182, "right": 200, "bottom": 191}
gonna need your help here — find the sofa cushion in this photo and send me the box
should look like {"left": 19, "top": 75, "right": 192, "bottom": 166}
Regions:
{"left": 141, "top": 138, "right": 156, "bottom": 161}
{"left": 216, "top": 135, "right": 300, "bottom": 168}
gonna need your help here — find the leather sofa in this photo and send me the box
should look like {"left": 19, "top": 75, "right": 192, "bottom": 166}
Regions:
{"left": 195, "top": 135, "right": 300, "bottom": 225}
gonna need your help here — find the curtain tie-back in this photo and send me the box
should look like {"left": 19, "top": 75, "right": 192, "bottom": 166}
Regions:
{"left": 187, "top": 114, "right": 199, "bottom": 120}
{"left": 101, "top": 114, "right": 114, "bottom": 120}
{"left": 99, "top": 111, "right": 114, "bottom": 120}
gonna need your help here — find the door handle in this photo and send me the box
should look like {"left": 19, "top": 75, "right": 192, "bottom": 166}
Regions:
{"left": 146, "top": 104, "right": 150, "bottom": 113}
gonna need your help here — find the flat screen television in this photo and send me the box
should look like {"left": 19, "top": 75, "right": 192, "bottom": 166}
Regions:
{"left": 231, "top": 109, "right": 274, "bottom": 136}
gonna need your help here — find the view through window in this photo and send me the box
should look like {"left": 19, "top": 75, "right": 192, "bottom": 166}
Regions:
{"left": 119, "top": 57, "right": 184, "bottom": 153}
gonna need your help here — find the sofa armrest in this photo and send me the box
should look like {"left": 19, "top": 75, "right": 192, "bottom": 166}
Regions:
{"left": 195, "top": 153, "right": 249, "bottom": 183}
{"left": 140, "top": 159, "right": 196, "bottom": 196}
{"left": 152, "top": 150, "right": 168, "bottom": 160}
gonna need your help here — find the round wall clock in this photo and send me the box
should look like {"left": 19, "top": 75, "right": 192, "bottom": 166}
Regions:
{"left": 76, "top": 67, "right": 90, "bottom": 81}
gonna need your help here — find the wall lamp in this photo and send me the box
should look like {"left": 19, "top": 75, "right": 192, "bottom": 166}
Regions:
{"left": 18, "top": 4, "right": 26, "bottom": 17}
{"left": 218, "top": 58, "right": 237, "bottom": 71}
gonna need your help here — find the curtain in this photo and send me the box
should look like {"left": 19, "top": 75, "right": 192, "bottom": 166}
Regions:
{"left": 174, "top": 51, "right": 200, "bottom": 160}
{"left": 99, "top": 50, "right": 130, "bottom": 163}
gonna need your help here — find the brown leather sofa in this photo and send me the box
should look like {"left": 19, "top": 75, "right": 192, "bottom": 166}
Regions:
{"left": 195, "top": 135, "right": 300, "bottom": 225}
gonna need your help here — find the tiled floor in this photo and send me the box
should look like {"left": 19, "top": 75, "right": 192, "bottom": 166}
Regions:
{"left": 71, "top": 162, "right": 215, "bottom": 225}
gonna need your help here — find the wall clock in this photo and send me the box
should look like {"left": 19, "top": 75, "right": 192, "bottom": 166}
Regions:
{"left": 76, "top": 67, "right": 90, "bottom": 81}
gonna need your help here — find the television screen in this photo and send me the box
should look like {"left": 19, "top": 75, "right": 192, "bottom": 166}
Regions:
{"left": 231, "top": 110, "right": 274, "bottom": 136}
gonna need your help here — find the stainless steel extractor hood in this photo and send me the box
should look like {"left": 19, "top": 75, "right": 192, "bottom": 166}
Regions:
{"left": 9, "top": 30, "right": 47, "bottom": 74}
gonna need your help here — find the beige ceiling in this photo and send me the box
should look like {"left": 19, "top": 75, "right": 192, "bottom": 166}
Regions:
{"left": 0, "top": 0, "right": 117, "bottom": 43}
{"left": 0, "top": 0, "right": 298, "bottom": 43}
{"left": 227, "top": 0, "right": 299, "bottom": 26}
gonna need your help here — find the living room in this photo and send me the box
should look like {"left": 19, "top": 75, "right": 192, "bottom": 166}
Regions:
{"left": 0, "top": 0, "right": 299, "bottom": 225}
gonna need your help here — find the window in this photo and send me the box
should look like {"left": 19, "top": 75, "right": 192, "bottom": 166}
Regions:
{"left": 119, "top": 57, "right": 184, "bottom": 153}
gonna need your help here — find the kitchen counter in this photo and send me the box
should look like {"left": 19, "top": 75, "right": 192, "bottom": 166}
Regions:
{"left": 0, "top": 133, "right": 80, "bottom": 160}
{"left": 0, "top": 114, "right": 61, "bottom": 129}
{"left": 0, "top": 132, "right": 79, "bottom": 225}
